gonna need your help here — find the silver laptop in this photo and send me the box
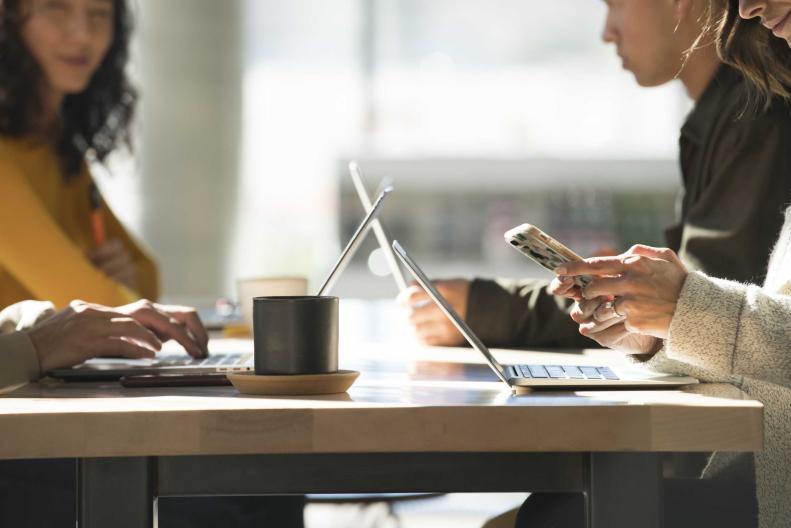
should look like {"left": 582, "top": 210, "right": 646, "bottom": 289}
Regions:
{"left": 348, "top": 161, "right": 408, "bottom": 292}
{"left": 392, "top": 240, "right": 698, "bottom": 390}
{"left": 50, "top": 349, "right": 255, "bottom": 381}
{"left": 50, "top": 188, "right": 394, "bottom": 382}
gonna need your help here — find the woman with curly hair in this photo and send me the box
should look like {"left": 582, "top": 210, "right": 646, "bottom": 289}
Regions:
{"left": 0, "top": 0, "right": 158, "bottom": 308}
{"left": 0, "top": 2, "right": 306, "bottom": 526}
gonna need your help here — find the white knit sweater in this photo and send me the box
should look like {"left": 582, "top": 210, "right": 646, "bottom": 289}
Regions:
{"left": 646, "top": 207, "right": 791, "bottom": 528}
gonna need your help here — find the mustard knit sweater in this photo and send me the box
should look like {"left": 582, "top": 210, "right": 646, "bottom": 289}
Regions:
{"left": 0, "top": 137, "right": 158, "bottom": 308}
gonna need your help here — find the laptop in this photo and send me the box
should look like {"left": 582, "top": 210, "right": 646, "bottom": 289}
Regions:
{"left": 347, "top": 161, "right": 408, "bottom": 292}
{"left": 50, "top": 188, "right": 394, "bottom": 382}
{"left": 391, "top": 240, "right": 698, "bottom": 390}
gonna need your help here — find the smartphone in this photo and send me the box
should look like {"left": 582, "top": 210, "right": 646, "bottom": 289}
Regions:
{"left": 504, "top": 223, "right": 591, "bottom": 287}
{"left": 119, "top": 373, "right": 232, "bottom": 388}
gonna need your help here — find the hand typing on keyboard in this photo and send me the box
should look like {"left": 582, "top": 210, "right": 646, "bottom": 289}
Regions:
{"left": 114, "top": 300, "right": 209, "bottom": 358}
{"left": 26, "top": 299, "right": 210, "bottom": 373}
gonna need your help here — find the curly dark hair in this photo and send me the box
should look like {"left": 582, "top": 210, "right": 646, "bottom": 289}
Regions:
{"left": 709, "top": 0, "right": 791, "bottom": 107}
{"left": 0, "top": 0, "right": 137, "bottom": 177}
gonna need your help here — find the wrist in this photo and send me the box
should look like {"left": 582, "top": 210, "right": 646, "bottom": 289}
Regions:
{"left": 631, "top": 338, "right": 663, "bottom": 362}
{"left": 23, "top": 327, "right": 48, "bottom": 374}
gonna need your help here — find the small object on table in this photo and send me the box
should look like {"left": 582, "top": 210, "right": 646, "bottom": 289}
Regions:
{"left": 227, "top": 370, "right": 360, "bottom": 396}
{"left": 120, "top": 373, "right": 232, "bottom": 388}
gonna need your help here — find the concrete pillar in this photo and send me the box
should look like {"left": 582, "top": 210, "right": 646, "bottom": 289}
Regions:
{"left": 135, "top": 0, "right": 243, "bottom": 304}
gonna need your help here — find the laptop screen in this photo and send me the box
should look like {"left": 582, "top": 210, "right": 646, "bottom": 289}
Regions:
{"left": 348, "top": 161, "right": 408, "bottom": 292}
{"left": 317, "top": 186, "right": 392, "bottom": 296}
{"left": 392, "top": 240, "right": 511, "bottom": 385}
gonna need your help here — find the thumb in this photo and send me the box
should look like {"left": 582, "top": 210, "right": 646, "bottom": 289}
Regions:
{"left": 627, "top": 244, "right": 678, "bottom": 262}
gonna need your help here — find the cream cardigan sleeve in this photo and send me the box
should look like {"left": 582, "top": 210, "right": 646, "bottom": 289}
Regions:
{"left": 664, "top": 271, "right": 791, "bottom": 389}
{"left": 0, "top": 301, "right": 55, "bottom": 389}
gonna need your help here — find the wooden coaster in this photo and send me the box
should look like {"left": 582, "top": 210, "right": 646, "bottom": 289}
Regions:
{"left": 227, "top": 370, "right": 360, "bottom": 396}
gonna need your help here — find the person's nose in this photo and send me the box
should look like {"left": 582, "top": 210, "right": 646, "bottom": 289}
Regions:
{"left": 601, "top": 10, "right": 617, "bottom": 44}
{"left": 64, "top": 12, "right": 92, "bottom": 43}
{"left": 739, "top": 0, "right": 767, "bottom": 20}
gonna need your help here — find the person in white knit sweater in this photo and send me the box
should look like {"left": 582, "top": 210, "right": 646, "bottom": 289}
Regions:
{"left": 538, "top": 1, "right": 791, "bottom": 526}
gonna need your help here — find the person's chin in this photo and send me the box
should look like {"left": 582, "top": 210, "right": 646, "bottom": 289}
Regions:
{"left": 632, "top": 76, "right": 659, "bottom": 88}
{"left": 57, "top": 79, "right": 92, "bottom": 95}
{"left": 622, "top": 63, "right": 655, "bottom": 87}
{"left": 631, "top": 71, "right": 672, "bottom": 88}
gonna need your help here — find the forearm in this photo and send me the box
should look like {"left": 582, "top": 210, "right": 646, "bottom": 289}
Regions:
{"left": 0, "top": 332, "right": 40, "bottom": 390}
{"left": 667, "top": 271, "right": 791, "bottom": 388}
{"left": 0, "top": 178, "right": 138, "bottom": 308}
{"left": 467, "top": 278, "right": 597, "bottom": 348}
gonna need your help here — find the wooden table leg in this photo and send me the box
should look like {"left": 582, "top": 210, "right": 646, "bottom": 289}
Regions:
{"left": 78, "top": 457, "right": 154, "bottom": 528}
{"left": 587, "top": 452, "right": 663, "bottom": 528}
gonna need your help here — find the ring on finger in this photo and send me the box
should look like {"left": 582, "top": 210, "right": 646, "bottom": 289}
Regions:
{"left": 612, "top": 299, "right": 625, "bottom": 318}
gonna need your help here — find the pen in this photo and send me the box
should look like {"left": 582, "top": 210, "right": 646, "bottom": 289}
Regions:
{"left": 89, "top": 182, "right": 106, "bottom": 246}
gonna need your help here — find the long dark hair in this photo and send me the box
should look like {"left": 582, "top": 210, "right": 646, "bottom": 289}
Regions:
{"left": 711, "top": 0, "right": 791, "bottom": 106}
{"left": 0, "top": 0, "right": 137, "bottom": 177}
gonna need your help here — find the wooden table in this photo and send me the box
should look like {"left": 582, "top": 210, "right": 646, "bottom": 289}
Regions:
{"left": 0, "top": 341, "right": 763, "bottom": 528}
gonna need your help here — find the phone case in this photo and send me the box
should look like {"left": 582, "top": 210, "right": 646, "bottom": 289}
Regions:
{"left": 504, "top": 223, "right": 591, "bottom": 287}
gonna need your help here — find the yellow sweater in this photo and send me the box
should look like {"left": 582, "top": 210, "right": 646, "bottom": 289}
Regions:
{"left": 0, "top": 137, "right": 159, "bottom": 309}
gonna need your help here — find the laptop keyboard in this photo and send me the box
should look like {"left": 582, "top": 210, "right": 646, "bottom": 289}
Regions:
{"left": 514, "top": 364, "right": 619, "bottom": 381}
{"left": 154, "top": 353, "right": 247, "bottom": 367}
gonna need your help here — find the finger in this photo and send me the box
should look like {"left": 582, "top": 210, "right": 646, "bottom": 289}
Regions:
{"left": 581, "top": 321, "right": 629, "bottom": 345}
{"left": 416, "top": 329, "right": 458, "bottom": 347}
{"left": 554, "top": 256, "right": 628, "bottom": 278}
{"left": 397, "top": 286, "right": 419, "bottom": 306}
{"left": 408, "top": 303, "right": 445, "bottom": 326}
{"left": 582, "top": 277, "right": 633, "bottom": 299}
{"left": 627, "top": 244, "right": 673, "bottom": 260}
{"left": 159, "top": 306, "right": 210, "bottom": 351}
{"left": 570, "top": 307, "right": 592, "bottom": 325}
{"left": 100, "top": 253, "right": 134, "bottom": 276}
{"left": 628, "top": 244, "right": 687, "bottom": 269}
{"left": 74, "top": 304, "right": 119, "bottom": 318}
{"left": 578, "top": 297, "right": 607, "bottom": 319}
{"left": 86, "top": 239, "right": 124, "bottom": 260}
{"left": 593, "top": 300, "right": 620, "bottom": 322}
{"left": 100, "top": 337, "right": 158, "bottom": 360}
{"left": 579, "top": 315, "right": 627, "bottom": 336}
{"left": 397, "top": 285, "right": 430, "bottom": 307}
{"left": 564, "top": 288, "right": 585, "bottom": 302}
{"left": 422, "top": 334, "right": 452, "bottom": 347}
{"left": 131, "top": 309, "right": 205, "bottom": 358}
{"left": 414, "top": 321, "right": 451, "bottom": 341}
{"left": 102, "top": 318, "right": 162, "bottom": 351}
{"left": 549, "top": 276, "right": 576, "bottom": 296}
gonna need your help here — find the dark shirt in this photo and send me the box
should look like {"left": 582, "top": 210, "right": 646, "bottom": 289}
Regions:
{"left": 467, "top": 65, "right": 791, "bottom": 348}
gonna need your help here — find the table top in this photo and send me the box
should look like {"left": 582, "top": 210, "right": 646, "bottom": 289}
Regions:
{"left": 0, "top": 340, "right": 763, "bottom": 459}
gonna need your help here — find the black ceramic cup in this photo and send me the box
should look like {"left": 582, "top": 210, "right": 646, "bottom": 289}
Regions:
{"left": 253, "top": 296, "right": 339, "bottom": 375}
